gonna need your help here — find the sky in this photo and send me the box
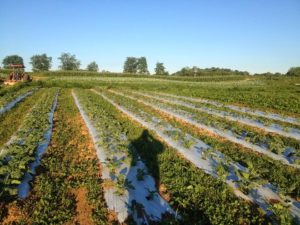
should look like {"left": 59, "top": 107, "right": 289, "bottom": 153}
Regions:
{"left": 0, "top": 0, "right": 300, "bottom": 74}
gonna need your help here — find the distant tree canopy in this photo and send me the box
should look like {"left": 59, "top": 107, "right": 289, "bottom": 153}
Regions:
{"left": 30, "top": 54, "right": 52, "bottom": 72}
{"left": 137, "top": 57, "right": 149, "bottom": 74}
{"left": 286, "top": 67, "right": 300, "bottom": 76}
{"left": 87, "top": 61, "right": 99, "bottom": 72}
{"left": 173, "top": 66, "right": 250, "bottom": 76}
{"left": 155, "top": 62, "right": 169, "bottom": 75}
{"left": 2, "top": 55, "right": 24, "bottom": 68}
{"left": 58, "top": 53, "right": 80, "bottom": 70}
{"left": 123, "top": 57, "right": 137, "bottom": 73}
{"left": 123, "top": 57, "right": 149, "bottom": 74}
{"left": 253, "top": 72, "right": 282, "bottom": 76}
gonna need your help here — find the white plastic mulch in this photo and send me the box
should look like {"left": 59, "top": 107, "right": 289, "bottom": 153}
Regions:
{"left": 156, "top": 92, "right": 300, "bottom": 126}
{"left": 72, "top": 91, "right": 176, "bottom": 224}
{"left": 18, "top": 92, "right": 59, "bottom": 199}
{"left": 131, "top": 90, "right": 300, "bottom": 141}
{"left": 0, "top": 90, "right": 35, "bottom": 115}
{"left": 95, "top": 90, "right": 300, "bottom": 219}
{"left": 110, "top": 90, "right": 300, "bottom": 169}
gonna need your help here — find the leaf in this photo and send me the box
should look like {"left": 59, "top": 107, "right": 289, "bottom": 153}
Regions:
{"left": 187, "top": 185, "right": 193, "bottom": 190}
{"left": 11, "top": 179, "right": 21, "bottom": 185}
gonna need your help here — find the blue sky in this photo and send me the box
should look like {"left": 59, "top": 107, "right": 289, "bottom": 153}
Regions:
{"left": 0, "top": 0, "right": 299, "bottom": 74}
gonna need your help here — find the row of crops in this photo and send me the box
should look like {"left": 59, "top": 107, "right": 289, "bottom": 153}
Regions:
{"left": 0, "top": 83, "right": 299, "bottom": 224}
{"left": 0, "top": 88, "right": 58, "bottom": 198}
{"left": 91, "top": 89, "right": 300, "bottom": 222}
{"left": 110, "top": 90, "right": 300, "bottom": 167}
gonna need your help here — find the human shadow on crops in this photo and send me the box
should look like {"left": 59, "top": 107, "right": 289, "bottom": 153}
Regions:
{"left": 130, "top": 130, "right": 163, "bottom": 189}
{"left": 127, "top": 130, "right": 209, "bottom": 225}
{"left": 122, "top": 129, "right": 176, "bottom": 224}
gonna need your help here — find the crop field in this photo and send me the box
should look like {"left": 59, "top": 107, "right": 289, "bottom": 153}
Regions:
{"left": 0, "top": 74, "right": 300, "bottom": 225}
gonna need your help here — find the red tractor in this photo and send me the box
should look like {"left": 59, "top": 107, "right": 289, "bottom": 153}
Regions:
{"left": 4, "top": 64, "right": 32, "bottom": 85}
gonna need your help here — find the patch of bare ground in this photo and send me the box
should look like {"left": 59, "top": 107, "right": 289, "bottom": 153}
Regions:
{"left": 1, "top": 203, "right": 27, "bottom": 225}
{"left": 67, "top": 187, "right": 94, "bottom": 225}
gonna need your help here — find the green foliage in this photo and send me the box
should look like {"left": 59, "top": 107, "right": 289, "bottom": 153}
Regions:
{"left": 123, "top": 57, "right": 138, "bottom": 73}
{"left": 155, "top": 62, "right": 169, "bottom": 75}
{"left": 58, "top": 52, "right": 80, "bottom": 70}
{"left": 182, "top": 139, "right": 195, "bottom": 149}
{"left": 137, "top": 57, "right": 149, "bottom": 74}
{"left": 1, "top": 71, "right": 299, "bottom": 224}
{"left": 104, "top": 88, "right": 300, "bottom": 209}
{"left": 124, "top": 90, "right": 300, "bottom": 164}
{"left": 30, "top": 53, "right": 52, "bottom": 72}
{"left": 173, "top": 66, "right": 250, "bottom": 76}
{"left": 0, "top": 88, "right": 42, "bottom": 148}
{"left": 269, "top": 203, "right": 294, "bottom": 225}
{"left": 89, "top": 89, "right": 267, "bottom": 224}
{"left": 2, "top": 55, "right": 24, "bottom": 68}
{"left": 216, "top": 163, "right": 229, "bottom": 181}
{"left": 0, "top": 82, "right": 33, "bottom": 97}
{"left": 35, "top": 72, "right": 300, "bottom": 113}
{"left": 162, "top": 110, "right": 300, "bottom": 199}
{"left": 12, "top": 90, "right": 109, "bottom": 224}
{"left": 286, "top": 67, "right": 300, "bottom": 76}
{"left": 133, "top": 127, "right": 266, "bottom": 224}
{"left": 25, "top": 178, "right": 76, "bottom": 224}
{"left": 87, "top": 61, "right": 99, "bottom": 72}
{"left": 0, "top": 89, "right": 58, "bottom": 199}
{"left": 0, "top": 85, "right": 34, "bottom": 108}
{"left": 123, "top": 56, "right": 149, "bottom": 74}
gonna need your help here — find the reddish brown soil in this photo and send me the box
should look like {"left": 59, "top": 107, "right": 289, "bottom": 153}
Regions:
{"left": 71, "top": 187, "right": 94, "bottom": 225}
{"left": 2, "top": 204, "right": 26, "bottom": 225}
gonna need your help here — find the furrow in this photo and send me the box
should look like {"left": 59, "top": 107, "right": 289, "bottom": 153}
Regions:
{"left": 72, "top": 90, "right": 177, "bottom": 224}
{"left": 0, "top": 88, "right": 37, "bottom": 115}
{"left": 93, "top": 89, "right": 300, "bottom": 220}
{"left": 110, "top": 90, "right": 300, "bottom": 169}
{"left": 157, "top": 92, "right": 300, "bottom": 126}
{"left": 18, "top": 91, "right": 59, "bottom": 198}
{"left": 130, "top": 90, "right": 300, "bottom": 140}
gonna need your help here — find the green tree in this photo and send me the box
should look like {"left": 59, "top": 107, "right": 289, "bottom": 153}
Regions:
{"left": 123, "top": 57, "right": 138, "bottom": 73}
{"left": 2, "top": 55, "right": 24, "bottom": 68}
{"left": 123, "top": 56, "right": 149, "bottom": 74}
{"left": 87, "top": 61, "right": 99, "bottom": 72}
{"left": 30, "top": 54, "right": 52, "bottom": 72}
{"left": 286, "top": 67, "right": 300, "bottom": 76}
{"left": 173, "top": 66, "right": 249, "bottom": 76}
{"left": 58, "top": 53, "right": 80, "bottom": 70}
{"left": 154, "top": 62, "right": 168, "bottom": 75}
{"left": 137, "top": 57, "right": 149, "bottom": 74}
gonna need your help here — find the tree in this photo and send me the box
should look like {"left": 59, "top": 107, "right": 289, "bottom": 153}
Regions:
{"left": 2, "top": 55, "right": 24, "bottom": 68}
{"left": 173, "top": 66, "right": 249, "bottom": 76}
{"left": 155, "top": 62, "right": 168, "bottom": 75}
{"left": 137, "top": 57, "right": 149, "bottom": 74}
{"left": 286, "top": 67, "right": 300, "bottom": 76}
{"left": 58, "top": 53, "right": 80, "bottom": 70}
{"left": 87, "top": 61, "right": 99, "bottom": 72}
{"left": 123, "top": 57, "right": 149, "bottom": 74}
{"left": 30, "top": 54, "right": 52, "bottom": 72}
{"left": 123, "top": 57, "right": 138, "bottom": 73}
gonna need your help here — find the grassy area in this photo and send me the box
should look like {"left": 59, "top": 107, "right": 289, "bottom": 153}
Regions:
{"left": 35, "top": 73, "right": 300, "bottom": 114}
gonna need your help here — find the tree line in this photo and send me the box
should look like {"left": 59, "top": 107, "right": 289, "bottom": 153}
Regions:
{"left": 173, "top": 66, "right": 250, "bottom": 76}
{"left": 1, "top": 54, "right": 169, "bottom": 75}
{"left": 1, "top": 53, "right": 99, "bottom": 73}
{"left": 1, "top": 54, "right": 299, "bottom": 76}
